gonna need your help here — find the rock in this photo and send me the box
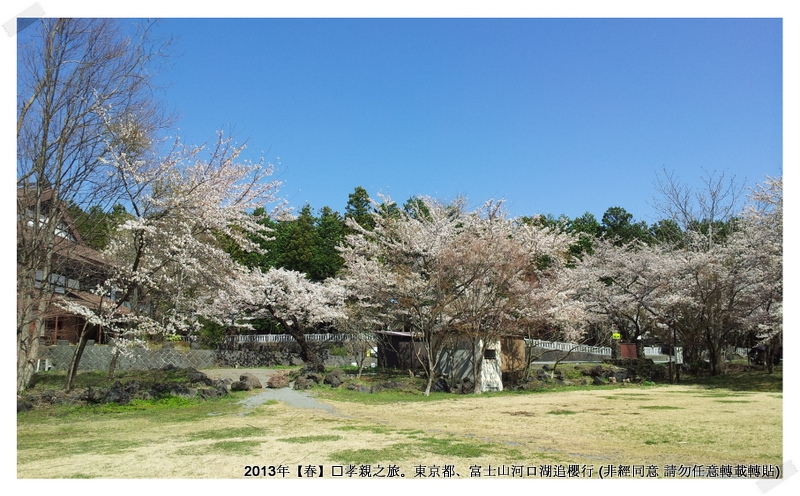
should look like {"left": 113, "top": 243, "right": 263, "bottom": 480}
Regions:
{"left": 82, "top": 387, "right": 108, "bottom": 404}
{"left": 593, "top": 376, "right": 607, "bottom": 386}
{"left": 345, "top": 382, "right": 371, "bottom": 393}
{"left": 293, "top": 376, "right": 315, "bottom": 390}
{"left": 17, "top": 398, "right": 33, "bottom": 413}
{"left": 124, "top": 380, "right": 142, "bottom": 395}
{"left": 230, "top": 380, "right": 251, "bottom": 392}
{"left": 189, "top": 371, "right": 212, "bottom": 386}
{"left": 104, "top": 387, "right": 131, "bottom": 404}
{"left": 239, "top": 373, "right": 263, "bottom": 389}
{"left": 431, "top": 378, "right": 450, "bottom": 393}
{"left": 169, "top": 385, "right": 197, "bottom": 398}
{"left": 199, "top": 388, "right": 218, "bottom": 400}
{"left": 150, "top": 383, "right": 171, "bottom": 395}
{"left": 370, "top": 380, "right": 410, "bottom": 393}
{"left": 461, "top": 379, "right": 475, "bottom": 394}
{"left": 324, "top": 369, "right": 348, "bottom": 388}
{"left": 587, "top": 365, "right": 605, "bottom": 378}
{"left": 267, "top": 374, "right": 290, "bottom": 389}
{"left": 301, "top": 362, "right": 326, "bottom": 375}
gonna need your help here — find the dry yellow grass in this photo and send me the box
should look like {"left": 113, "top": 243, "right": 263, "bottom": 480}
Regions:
{"left": 17, "top": 383, "right": 781, "bottom": 479}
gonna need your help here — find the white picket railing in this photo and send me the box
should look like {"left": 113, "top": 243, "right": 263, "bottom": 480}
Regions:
{"left": 226, "top": 333, "right": 373, "bottom": 344}
{"left": 225, "top": 334, "right": 685, "bottom": 359}
{"left": 524, "top": 339, "right": 612, "bottom": 356}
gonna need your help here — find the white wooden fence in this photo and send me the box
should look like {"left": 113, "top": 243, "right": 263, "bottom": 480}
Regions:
{"left": 525, "top": 339, "right": 612, "bottom": 356}
{"left": 225, "top": 333, "right": 373, "bottom": 344}
{"left": 224, "top": 334, "right": 697, "bottom": 359}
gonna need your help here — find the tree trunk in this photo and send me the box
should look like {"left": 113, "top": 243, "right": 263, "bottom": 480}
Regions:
{"left": 17, "top": 319, "right": 44, "bottom": 393}
{"left": 472, "top": 339, "right": 484, "bottom": 394}
{"left": 636, "top": 339, "right": 645, "bottom": 359}
{"left": 108, "top": 348, "right": 121, "bottom": 380}
{"left": 65, "top": 325, "right": 92, "bottom": 390}
{"left": 423, "top": 349, "right": 436, "bottom": 396}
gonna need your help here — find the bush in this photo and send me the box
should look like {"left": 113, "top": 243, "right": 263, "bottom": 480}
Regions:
{"left": 329, "top": 344, "right": 349, "bottom": 357}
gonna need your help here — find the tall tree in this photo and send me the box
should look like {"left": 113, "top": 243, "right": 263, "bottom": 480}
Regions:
{"left": 345, "top": 186, "right": 375, "bottom": 231}
{"left": 312, "top": 206, "right": 346, "bottom": 281}
{"left": 218, "top": 267, "right": 346, "bottom": 370}
{"left": 653, "top": 167, "right": 744, "bottom": 249}
{"left": 16, "top": 18, "right": 172, "bottom": 392}
{"left": 62, "top": 132, "right": 281, "bottom": 389}
{"left": 599, "top": 206, "right": 650, "bottom": 245}
{"left": 566, "top": 211, "right": 601, "bottom": 257}
{"left": 279, "top": 204, "right": 316, "bottom": 274}
{"left": 340, "top": 196, "right": 579, "bottom": 395}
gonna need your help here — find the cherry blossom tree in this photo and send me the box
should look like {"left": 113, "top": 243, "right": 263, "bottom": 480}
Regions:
{"left": 62, "top": 131, "right": 281, "bottom": 389}
{"left": 340, "top": 196, "right": 582, "bottom": 394}
{"left": 740, "top": 177, "right": 782, "bottom": 372}
{"left": 445, "top": 203, "right": 580, "bottom": 392}
{"left": 664, "top": 176, "right": 782, "bottom": 375}
{"left": 339, "top": 196, "right": 469, "bottom": 395}
{"left": 16, "top": 18, "right": 173, "bottom": 392}
{"left": 215, "top": 267, "right": 346, "bottom": 370}
{"left": 571, "top": 239, "right": 671, "bottom": 358}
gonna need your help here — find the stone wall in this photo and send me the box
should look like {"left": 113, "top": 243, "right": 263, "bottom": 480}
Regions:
{"left": 42, "top": 341, "right": 370, "bottom": 372}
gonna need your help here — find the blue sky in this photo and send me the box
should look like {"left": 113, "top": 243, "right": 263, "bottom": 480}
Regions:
{"left": 137, "top": 17, "right": 782, "bottom": 223}
{"left": 3, "top": 4, "right": 787, "bottom": 226}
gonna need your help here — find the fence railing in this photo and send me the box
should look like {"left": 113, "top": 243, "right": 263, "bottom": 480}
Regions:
{"left": 224, "top": 334, "right": 689, "bottom": 359}
{"left": 524, "top": 339, "right": 612, "bottom": 356}
{"left": 225, "top": 333, "right": 374, "bottom": 344}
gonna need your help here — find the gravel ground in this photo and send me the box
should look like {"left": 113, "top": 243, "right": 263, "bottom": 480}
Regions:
{"left": 200, "top": 367, "right": 341, "bottom": 415}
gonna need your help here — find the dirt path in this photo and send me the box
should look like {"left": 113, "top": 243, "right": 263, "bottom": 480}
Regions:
{"left": 200, "top": 367, "right": 341, "bottom": 415}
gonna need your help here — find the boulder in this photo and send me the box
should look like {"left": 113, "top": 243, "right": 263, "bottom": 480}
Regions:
{"left": 17, "top": 398, "right": 33, "bottom": 413}
{"left": 431, "top": 378, "right": 450, "bottom": 393}
{"left": 104, "top": 385, "right": 131, "bottom": 404}
{"left": 150, "top": 383, "right": 171, "bottom": 395}
{"left": 82, "top": 387, "right": 108, "bottom": 404}
{"left": 267, "top": 374, "right": 290, "bottom": 389}
{"left": 189, "top": 371, "right": 213, "bottom": 386}
{"left": 198, "top": 388, "right": 219, "bottom": 400}
{"left": 239, "top": 373, "right": 263, "bottom": 389}
{"left": 230, "top": 380, "right": 251, "bottom": 392}
{"left": 345, "top": 382, "right": 371, "bottom": 393}
{"left": 123, "top": 380, "right": 142, "bottom": 395}
{"left": 293, "top": 376, "right": 315, "bottom": 390}
{"left": 170, "top": 384, "right": 198, "bottom": 398}
{"left": 324, "top": 369, "right": 348, "bottom": 388}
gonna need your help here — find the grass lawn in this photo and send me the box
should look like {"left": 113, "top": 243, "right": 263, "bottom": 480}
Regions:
{"left": 17, "top": 366, "right": 782, "bottom": 479}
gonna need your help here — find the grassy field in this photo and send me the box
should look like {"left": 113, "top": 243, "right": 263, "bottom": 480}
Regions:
{"left": 17, "top": 366, "right": 782, "bottom": 479}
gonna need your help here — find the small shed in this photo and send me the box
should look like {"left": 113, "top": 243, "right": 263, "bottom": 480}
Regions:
{"left": 375, "top": 331, "right": 507, "bottom": 392}
{"left": 620, "top": 343, "right": 637, "bottom": 359}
